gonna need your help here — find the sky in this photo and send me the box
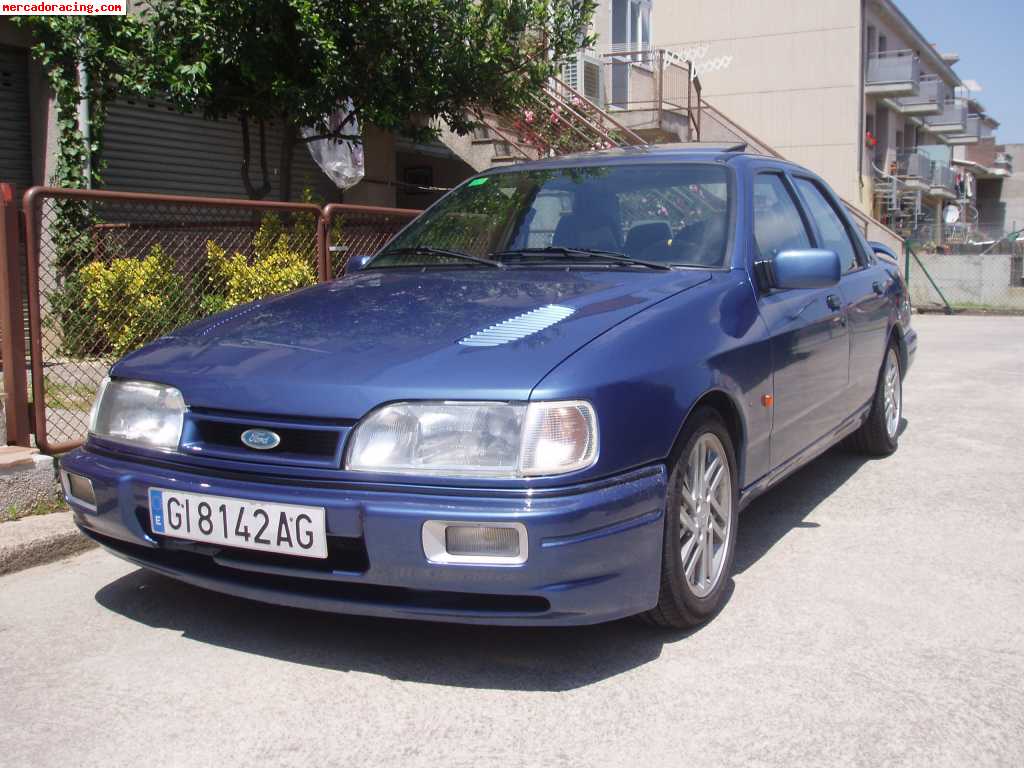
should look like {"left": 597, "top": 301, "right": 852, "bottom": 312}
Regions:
{"left": 894, "top": 0, "right": 1024, "bottom": 145}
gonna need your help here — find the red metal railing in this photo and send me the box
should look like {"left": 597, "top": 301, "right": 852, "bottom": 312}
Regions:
{"left": 0, "top": 183, "right": 420, "bottom": 454}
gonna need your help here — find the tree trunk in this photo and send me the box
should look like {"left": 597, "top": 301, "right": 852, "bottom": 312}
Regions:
{"left": 239, "top": 114, "right": 272, "bottom": 200}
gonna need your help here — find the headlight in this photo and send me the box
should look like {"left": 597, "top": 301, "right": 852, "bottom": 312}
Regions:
{"left": 346, "top": 400, "right": 598, "bottom": 478}
{"left": 88, "top": 377, "right": 186, "bottom": 450}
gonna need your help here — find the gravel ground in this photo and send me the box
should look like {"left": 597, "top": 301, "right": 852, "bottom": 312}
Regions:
{"left": 1, "top": 314, "right": 1022, "bottom": 768}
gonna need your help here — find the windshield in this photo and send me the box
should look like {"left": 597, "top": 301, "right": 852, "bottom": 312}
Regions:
{"left": 374, "top": 163, "right": 732, "bottom": 269}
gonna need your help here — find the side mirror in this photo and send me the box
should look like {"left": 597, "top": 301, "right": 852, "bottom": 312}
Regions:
{"left": 771, "top": 249, "right": 841, "bottom": 290}
{"left": 344, "top": 254, "right": 374, "bottom": 274}
{"left": 868, "top": 240, "right": 899, "bottom": 263}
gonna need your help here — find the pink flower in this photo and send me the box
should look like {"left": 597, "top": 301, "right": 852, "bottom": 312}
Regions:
{"left": 550, "top": 111, "right": 560, "bottom": 125}
{"left": 524, "top": 110, "right": 535, "bottom": 124}
{"left": 571, "top": 96, "right": 582, "bottom": 106}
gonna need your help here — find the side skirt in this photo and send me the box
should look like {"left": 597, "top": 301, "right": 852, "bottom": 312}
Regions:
{"left": 737, "top": 404, "right": 870, "bottom": 512}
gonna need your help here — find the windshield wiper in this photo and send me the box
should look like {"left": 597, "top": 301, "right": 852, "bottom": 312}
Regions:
{"left": 378, "top": 246, "right": 506, "bottom": 269}
{"left": 489, "top": 246, "right": 671, "bottom": 271}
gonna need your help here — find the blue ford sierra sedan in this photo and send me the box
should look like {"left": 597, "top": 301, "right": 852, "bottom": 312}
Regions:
{"left": 61, "top": 145, "right": 916, "bottom": 628}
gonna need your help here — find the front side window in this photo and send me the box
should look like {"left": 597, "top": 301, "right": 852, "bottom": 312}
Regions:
{"left": 752, "top": 173, "right": 811, "bottom": 260}
{"left": 793, "top": 178, "right": 860, "bottom": 273}
{"left": 375, "top": 164, "right": 732, "bottom": 269}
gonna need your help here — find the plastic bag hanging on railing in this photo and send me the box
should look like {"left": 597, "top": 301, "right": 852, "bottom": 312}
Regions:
{"left": 302, "top": 100, "right": 365, "bottom": 190}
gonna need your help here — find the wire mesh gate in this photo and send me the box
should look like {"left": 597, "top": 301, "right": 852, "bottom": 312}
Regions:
{"left": 0, "top": 183, "right": 420, "bottom": 454}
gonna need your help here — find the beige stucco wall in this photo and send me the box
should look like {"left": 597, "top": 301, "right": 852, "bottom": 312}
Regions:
{"left": 650, "top": 0, "right": 866, "bottom": 207}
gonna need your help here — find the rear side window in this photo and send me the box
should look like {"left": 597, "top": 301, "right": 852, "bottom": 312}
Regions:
{"left": 752, "top": 174, "right": 811, "bottom": 260}
{"left": 793, "top": 178, "right": 860, "bottom": 273}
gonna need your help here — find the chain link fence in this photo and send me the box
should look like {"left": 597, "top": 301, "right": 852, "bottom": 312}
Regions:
{"left": 5, "top": 186, "right": 419, "bottom": 453}
{"left": 323, "top": 203, "right": 420, "bottom": 278}
{"left": 907, "top": 236, "right": 1024, "bottom": 313}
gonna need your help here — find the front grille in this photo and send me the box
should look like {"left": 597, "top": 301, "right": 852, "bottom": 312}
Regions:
{"left": 193, "top": 419, "right": 340, "bottom": 458}
{"left": 180, "top": 409, "right": 350, "bottom": 468}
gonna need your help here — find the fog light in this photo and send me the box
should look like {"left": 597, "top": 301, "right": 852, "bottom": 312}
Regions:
{"left": 61, "top": 470, "right": 96, "bottom": 508}
{"left": 422, "top": 521, "right": 527, "bottom": 565}
{"left": 446, "top": 525, "right": 519, "bottom": 556}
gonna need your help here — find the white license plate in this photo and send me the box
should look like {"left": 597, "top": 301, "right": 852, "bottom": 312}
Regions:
{"left": 148, "top": 488, "right": 327, "bottom": 559}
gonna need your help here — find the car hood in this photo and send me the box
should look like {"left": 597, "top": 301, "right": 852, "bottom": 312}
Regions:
{"left": 113, "top": 268, "right": 710, "bottom": 419}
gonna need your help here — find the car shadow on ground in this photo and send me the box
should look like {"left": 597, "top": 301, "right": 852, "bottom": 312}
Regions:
{"left": 94, "top": 423, "right": 904, "bottom": 692}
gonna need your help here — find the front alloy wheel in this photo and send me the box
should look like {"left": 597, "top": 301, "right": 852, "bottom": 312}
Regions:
{"left": 680, "top": 433, "right": 732, "bottom": 598}
{"left": 644, "top": 407, "right": 738, "bottom": 628}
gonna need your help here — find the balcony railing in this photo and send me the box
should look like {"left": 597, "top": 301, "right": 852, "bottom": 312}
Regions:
{"left": 895, "top": 75, "right": 944, "bottom": 114}
{"left": 585, "top": 48, "right": 703, "bottom": 139}
{"left": 898, "top": 151, "right": 933, "bottom": 181}
{"left": 923, "top": 100, "right": 968, "bottom": 133}
{"left": 947, "top": 115, "right": 983, "bottom": 144}
{"left": 931, "top": 163, "right": 955, "bottom": 195}
{"left": 866, "top": 50, "right": 921, "bottom": 95}
{"left": 994, "top": 152, "right": 1013, "bottom": 173}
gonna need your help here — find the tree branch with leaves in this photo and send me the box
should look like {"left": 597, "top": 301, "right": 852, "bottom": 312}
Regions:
{"left": 20, "top": 1, "right": 596, "bottom": 199}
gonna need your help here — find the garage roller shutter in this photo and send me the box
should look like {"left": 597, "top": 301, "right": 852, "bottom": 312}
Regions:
{"left": 102, "top": 98, "right": 340, "bottom": 202}
{"left": 0, "top": 45, "right": 34, "bottom": 198}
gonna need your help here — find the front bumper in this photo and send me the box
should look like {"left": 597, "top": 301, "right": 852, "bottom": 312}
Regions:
{"left": 61, "top": 448, "right": 667, "bottom": 626}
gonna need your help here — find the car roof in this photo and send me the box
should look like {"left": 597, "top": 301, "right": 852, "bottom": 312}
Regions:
{"left": 480, "top": 143, "right": 797, "bottom": 175}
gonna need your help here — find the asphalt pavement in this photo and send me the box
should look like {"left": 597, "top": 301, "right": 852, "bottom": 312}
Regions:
{"left": 1, "top": 314, "right": 1022, "bottom": 768}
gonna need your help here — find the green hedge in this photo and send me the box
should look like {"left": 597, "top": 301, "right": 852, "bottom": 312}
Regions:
{"left": 50, "top": 212, "right": 317, "bottom": 359}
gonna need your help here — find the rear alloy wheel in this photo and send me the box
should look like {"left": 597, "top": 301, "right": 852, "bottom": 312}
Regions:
{"left": 644, "top": 407, "right": 738, "bottom": 628}
{"left": 848, "top": 342, "right": 902, "bottom": 456}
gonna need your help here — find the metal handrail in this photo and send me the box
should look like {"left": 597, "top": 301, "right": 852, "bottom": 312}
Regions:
{"left": 547, "top": 75, "right": 647, "bottom": 145}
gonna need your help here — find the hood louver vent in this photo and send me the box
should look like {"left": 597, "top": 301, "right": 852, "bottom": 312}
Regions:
{"left": 459, "top": 305, "right": 576, "bottom": 348}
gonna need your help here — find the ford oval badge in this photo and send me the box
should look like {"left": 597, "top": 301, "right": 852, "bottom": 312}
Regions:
{"left": 241, "top": 428, "right": 281, "bottom": 451}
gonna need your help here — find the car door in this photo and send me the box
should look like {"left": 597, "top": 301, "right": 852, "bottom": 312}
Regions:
{"left": 791, "top": 176, "right": 891, "bottom": 413}
{"left": 751, "top": 171, "right": 850, "bottom": 469}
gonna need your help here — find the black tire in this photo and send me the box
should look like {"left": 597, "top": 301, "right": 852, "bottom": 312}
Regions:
{"left": 643, "top": 407, "right": 739, "bottom": 629}
{"left": 848, "top": 340, "right": 902, "bottom": 457}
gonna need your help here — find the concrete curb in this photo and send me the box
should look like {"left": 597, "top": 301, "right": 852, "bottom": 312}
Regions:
{"left": 0, "top": 511, "right": 97, "bottom": 576}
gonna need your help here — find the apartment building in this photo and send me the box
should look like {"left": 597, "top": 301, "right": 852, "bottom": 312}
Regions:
{"left": 578, "top": 0, "right": 1012, "bottom": 244}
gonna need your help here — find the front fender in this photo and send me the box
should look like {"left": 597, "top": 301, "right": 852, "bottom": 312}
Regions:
{"left": 531, "top": 271, "right": 773, "bottom": 488}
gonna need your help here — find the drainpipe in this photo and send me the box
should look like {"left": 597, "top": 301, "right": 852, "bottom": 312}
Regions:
{"left": 77, "top": 59, "right": 91, "bottom": 188}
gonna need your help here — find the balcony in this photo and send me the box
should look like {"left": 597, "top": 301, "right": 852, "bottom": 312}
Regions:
{"left": 897, "top": 151, "right": 934, "bottom": 191}
{"left": 946, "top": 115, "right": 983, "bottom": 145}
{"left": 923, "top": 101, "right": 968, "bottom": 134}
{"left": 890, "top": 75, "right": 944, "bottom": 115}
{"left": 994, "top": 152, "right": 1013, "bottom": 174}
{"left": 589, "top": 48, "right": 703, "bottom": 141}
{"left": 866, "top": 51, "right": 921, "bottom": 96}
{"left": 929, "top": 163, "right": 956, "bottom": 199}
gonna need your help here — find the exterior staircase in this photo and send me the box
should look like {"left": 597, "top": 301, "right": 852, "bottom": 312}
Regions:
{"left": 439, "top": 75, "right": 649, "bottom": 172}
{"left": 437, "top": 48, "right": 904, "bottom": 254}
